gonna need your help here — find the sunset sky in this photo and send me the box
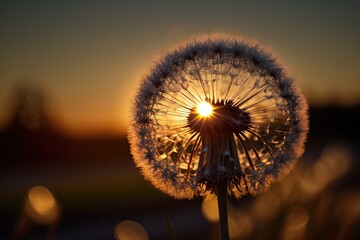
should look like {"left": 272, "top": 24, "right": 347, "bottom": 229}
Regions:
{"left": 0, "top": 0, "right": 359, "bottom": 135}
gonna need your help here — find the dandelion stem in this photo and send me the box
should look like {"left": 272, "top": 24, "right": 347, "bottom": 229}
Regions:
{"left": 165, "top": 215, "right": 176, "bottom": 240}
{"left": 217, "top": 180, "right": 230, "bottom": 240}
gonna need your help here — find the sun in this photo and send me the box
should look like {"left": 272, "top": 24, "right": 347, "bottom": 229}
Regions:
{"left": 197, "top": 102, "right": 213, "bottom": 117}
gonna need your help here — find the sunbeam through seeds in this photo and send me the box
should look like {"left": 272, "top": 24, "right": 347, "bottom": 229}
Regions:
{"left": 129, "top": 34, "right": 308, "bottom": 200}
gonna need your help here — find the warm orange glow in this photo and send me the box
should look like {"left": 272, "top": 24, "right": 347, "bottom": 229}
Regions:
{"left": 298, "top": 146, "right": 350, "bottom": 199}
{"left": 251, "top": 193, "right": 281, "bottom": 222}
{"left": 230, "top": 212, "right": 254, "bottom": 238}
{"left": 25, "top": 186, "right": 60, "bottom": 225}
{"left": 201, "top": 197, "right": 219, "bottom": 222}
{"left": 282, "top": 206, "right": 309, "bottom": 239}
{"left": 114, "top": 220, "right": 149, "bottom": 240}
{"left": 197, "top": 102, "right": 213, "bottom": 117}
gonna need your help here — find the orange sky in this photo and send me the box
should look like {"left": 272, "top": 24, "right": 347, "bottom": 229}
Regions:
{"left": 0, "top": 1, "right": 359, "bottom": 135}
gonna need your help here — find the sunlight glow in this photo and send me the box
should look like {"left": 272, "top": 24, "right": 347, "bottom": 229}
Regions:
{"left": 197, "top": 102, "right": 213, "bottom": 117}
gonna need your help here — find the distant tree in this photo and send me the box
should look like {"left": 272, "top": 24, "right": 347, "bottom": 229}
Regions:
{"left": 7, "top": 81, "right": 54, "bottom": 133}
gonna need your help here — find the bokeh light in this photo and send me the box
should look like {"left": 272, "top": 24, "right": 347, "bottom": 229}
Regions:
{"left": 25, "top": 186, "right": 60, "bottom": 225}
{"left": 229, "top": 211, "right": 254, "bottom": 239}
{"left": 201, "top": 197, "right": 219, "bottom": 223}
{"left": 251, "top": 193, "right": 281, "bottom": 222}
{"left": 281, "top": 206, "right": 309, "bottom": 240}
{"left": 298, "top": 145, "right": 351, "bottom": 201}
{"left": 114, "top": 220, "right": 149, "bottom": 240}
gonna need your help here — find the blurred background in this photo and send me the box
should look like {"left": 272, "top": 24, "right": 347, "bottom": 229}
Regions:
{"left": 0, "top": 0, "right": 359, "bottom": 239}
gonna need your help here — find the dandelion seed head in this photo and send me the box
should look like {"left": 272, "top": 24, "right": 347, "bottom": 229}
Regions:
{"left": 129, "top": 34, "right": 308, "bottom": 199}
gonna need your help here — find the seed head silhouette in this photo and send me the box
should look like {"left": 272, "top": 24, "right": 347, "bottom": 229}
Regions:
{"left": 129, "top": 34, "right": 308, "bottom": 200}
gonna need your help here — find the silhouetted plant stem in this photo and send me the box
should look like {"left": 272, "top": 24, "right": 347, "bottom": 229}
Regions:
{"left": 217, "top": 180, "right": 230, "bottom": 240}
{"left": 165, "top": 215, "right": 176, "bottom": 240}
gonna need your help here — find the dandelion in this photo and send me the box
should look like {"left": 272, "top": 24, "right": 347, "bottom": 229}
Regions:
{"left": 128, "top": 34, "right": 308, "bottom": 239}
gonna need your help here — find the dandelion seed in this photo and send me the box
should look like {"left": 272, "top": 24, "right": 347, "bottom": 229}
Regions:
{"left": 129, "top": 34, "right": 308, "bottom": 200}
